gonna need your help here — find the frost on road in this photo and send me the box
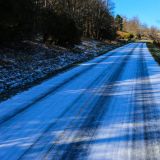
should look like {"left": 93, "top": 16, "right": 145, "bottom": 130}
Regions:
{"left": 0, "top": 43, "right": 160, "bottom": 160}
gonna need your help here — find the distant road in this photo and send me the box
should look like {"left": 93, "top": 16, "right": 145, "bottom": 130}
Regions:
{"left": 0, "top": 43, "right": 160, "bottom": 160}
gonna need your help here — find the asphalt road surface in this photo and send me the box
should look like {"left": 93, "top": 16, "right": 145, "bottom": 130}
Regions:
{"left": 1, "top": 43, "right": 160, "bottom": 160}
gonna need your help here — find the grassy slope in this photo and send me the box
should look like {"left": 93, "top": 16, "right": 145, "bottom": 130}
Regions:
{"left": 147, "top": 42, "right": 160, "bottom": 65}
{"left": 0, "top": 41, "right": 127, "bottom": 102}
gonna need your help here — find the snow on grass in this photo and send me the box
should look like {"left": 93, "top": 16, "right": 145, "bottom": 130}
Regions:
{"left": 0, "top": 40, "right": 121, "bottom": 100}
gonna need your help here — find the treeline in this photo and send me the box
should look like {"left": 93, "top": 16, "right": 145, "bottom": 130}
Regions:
{"left": 0, "top": 0, "right": 116, "bottom": 46}
{"left": 116, "top": 15, "right": 160, "bottom": 42}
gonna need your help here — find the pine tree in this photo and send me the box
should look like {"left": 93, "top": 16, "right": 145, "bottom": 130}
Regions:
{"left": 115, "top": 15, "right": 123, "bottom": 31}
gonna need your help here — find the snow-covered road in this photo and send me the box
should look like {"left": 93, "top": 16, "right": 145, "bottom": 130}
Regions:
{"left": 1, "top": 43, "right": 160, "bottom": 160}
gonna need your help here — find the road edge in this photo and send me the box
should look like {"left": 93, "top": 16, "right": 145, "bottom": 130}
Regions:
{"left": 0, "top": 42, "right": 129, "bottom": 102}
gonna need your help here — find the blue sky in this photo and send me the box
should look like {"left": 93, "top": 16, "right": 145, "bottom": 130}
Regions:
{"left": 113, "top": 0, "right": 160, "bottom": 28}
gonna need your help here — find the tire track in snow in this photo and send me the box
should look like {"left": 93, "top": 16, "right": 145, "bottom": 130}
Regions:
{"left": 131, "top": 43, "right": 160, "bottom": 160}
{"left": 42, "top": 44, "right": 139, "bottom": 160}
{"left": 16, "top": 44, "right": 136, "bottom": 160}
{"left": 0, "top": 44, "right": 132, "bottom": 126}
{"left": 17, "top": 52, "right": 117, "bottom": 160}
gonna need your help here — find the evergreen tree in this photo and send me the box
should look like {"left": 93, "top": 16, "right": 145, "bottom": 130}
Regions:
{"left": 115, "top": 15, "right": 123, "bottom": 31}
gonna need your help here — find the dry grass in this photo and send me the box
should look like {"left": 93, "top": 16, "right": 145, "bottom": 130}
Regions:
{"left": 147, "top": 42, "right": 160, "bottom": 65}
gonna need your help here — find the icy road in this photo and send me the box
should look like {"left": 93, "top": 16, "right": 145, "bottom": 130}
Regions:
{"left": 1, "top": 43, "right": 160, "bottom": 160}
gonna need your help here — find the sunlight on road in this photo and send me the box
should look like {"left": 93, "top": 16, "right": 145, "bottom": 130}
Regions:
{"left": 0, "top": 43, "right": 160, "bottom": 160}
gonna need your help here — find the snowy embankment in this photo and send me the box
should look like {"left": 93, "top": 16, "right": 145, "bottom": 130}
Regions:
{"left": 0, "top": 40, "right": 123, "bottom": 100}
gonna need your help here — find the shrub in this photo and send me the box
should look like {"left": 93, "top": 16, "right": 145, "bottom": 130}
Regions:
{"left": 41, "top": 10, "right": 81, "bottom": 47}
{"left": 0, "top": 0, "right": 35, "bottom": 43}
{"left": 117, "top": 31, "right": 134, "bottom": 40}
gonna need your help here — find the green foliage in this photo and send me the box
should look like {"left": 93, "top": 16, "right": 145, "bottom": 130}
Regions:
{"left": 124, "top": 33, "right": 134, "bottom": 40}
{"left": 115, "top": 15, "right": 123, "bottom": 31}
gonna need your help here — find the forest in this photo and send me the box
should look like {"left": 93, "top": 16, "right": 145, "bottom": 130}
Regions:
{"left": 0, "top": 0, "right": 160, "bottom": 47}
{"left": 0, "top": 0, "right": 117, "bottom": 46}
